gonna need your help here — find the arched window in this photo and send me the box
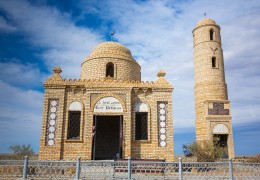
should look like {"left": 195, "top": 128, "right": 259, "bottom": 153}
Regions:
{"left": 135, "top": 102, "right": 148, "bottom": 140}
{"left": 106, "top": 62, "right": 114, "bottom": 77}
{"left": 212, "top": 57, "right": 216, "bottom": 68}
{"left": 210, "top": 29, "right": 214, "bottom": 41}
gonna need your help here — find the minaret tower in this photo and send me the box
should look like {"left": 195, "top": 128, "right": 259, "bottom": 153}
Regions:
{"left": 192, "top": 18, "right": 234, "bottom": 158}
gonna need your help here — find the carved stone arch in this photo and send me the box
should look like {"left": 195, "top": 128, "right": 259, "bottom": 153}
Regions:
{"left": 68, "top": 101, "right": 83, "bottom": 111}
{"left": 213, "top": 124, "right": 229, "bottom": 134}
{"left": 66, "top": 86, "right": 73, "bottom": 93}
{"left": 134, "top": 102, "right": 150, "bottom": 112}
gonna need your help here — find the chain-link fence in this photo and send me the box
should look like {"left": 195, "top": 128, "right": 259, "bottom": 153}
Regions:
{"left": 0, "top": 156, "right": 259, "bottom": 179}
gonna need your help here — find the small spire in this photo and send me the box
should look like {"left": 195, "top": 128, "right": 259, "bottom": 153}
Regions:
{"left": 204, "top": 13, "right": 207, "bottom": 18}
{"left": 157, "top": 70, "right": 166, "bottom": 77}
{"left": 53, "top": 66, "right": 62, "bottom": 74}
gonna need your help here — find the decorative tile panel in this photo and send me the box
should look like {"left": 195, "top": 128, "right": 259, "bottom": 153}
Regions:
{"left": 46, "top": 99, "right": 59, "bottom": 146}
{"left": 208, "top": 103, "right": 229, "bottom": 115}
{"left": 158, "top": 102, "right": 167, "bottom": 147}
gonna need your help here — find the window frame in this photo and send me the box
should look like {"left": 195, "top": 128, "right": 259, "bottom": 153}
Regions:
{"left": 67, "top": 111, "right": 81, "bottom": 140}
{"left": 66, "top": 101, "right": 83, "bottom": 142}
{"left": 210, "top": 29, "right": 214, "bottom": 41}
{"left": 135, "top": 112, "right": 148, "bottom": 140}
{"left": 106, "top": 62, "right": 114, "bottom": 78}
{"left": 211, "top": 56, "right": 218, "bottom": 69}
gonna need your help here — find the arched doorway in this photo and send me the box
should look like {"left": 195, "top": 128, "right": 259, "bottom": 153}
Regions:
{"left": 213, "top": 124, "right": 229, "bottom": 158}
{"left": 92, "top": 97, "right": 123, "bottom": 160}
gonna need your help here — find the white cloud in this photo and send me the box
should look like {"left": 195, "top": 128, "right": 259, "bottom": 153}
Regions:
{"left": 0, "top": 62, "right": 48, "bottom": 88}
{"left": 0, "top": 80, "right": 43, "bottom": 152}
{"left": 221, "top": 11, "right": 260, "bottom": 125}
{"left": 0, "top": 0, "right": 259, "bottom": 143}
{"left": 0, "top": 15, "right": 16, "bottom": 32}
{"left": 0, "top": 0, "right": 104, "bottom": 78}
{"left": 90, "top": 0, "right": 260, "bottom": 130}
{"left": 0, "top": 81, "right": 43, "bottom": 119}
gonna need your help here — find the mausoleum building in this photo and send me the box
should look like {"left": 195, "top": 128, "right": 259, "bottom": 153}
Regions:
{"left": 39, "top": 42, "right": 174, "bottom": 161}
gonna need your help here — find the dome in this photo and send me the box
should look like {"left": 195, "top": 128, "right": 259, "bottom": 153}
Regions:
{"left": 195, "top": 18, "right": 216, "bottom": 28}
{"left": 81, "top": 41, "right": 141, "bottom": 81}
{"left": 84, "top": 41, "right": 135, "bottom": 62}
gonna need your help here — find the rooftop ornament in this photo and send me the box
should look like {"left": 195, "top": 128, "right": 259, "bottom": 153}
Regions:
{"left": 53, "top": 66, "right": 62, "bottom": 74}
{"left": 157, "top": 70, "right": 166, "bottom": 77}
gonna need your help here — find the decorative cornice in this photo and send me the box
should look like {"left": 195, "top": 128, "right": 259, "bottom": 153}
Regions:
{"left": 204, "top": 100, "right": 230, "bottom": 104}
{"left": 44, "top": 67, "right": 173, "bottom": 90}
{"left": 206, "top": 116, "right": 232, "bottom": 120}
{"left": 44, "top": 77, "right": 173, "bottom": 89}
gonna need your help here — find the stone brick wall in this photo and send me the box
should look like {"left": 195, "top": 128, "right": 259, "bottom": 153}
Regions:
{"left": 39, "top": 75, "right": 174, "bottom": 161}
{"left": 131, "top": 90, "right": 174, "bottom": 161}
{"left": 39, "top": 41, "right": 174, "bottom": 161}
{"left": 80, "top": 42, "right": 141, "bottom": 81}
{"left": 81, "top": 57, "right": 141, "bottom": 81}
{"left": 39, "top": 88, "right": 66, "bottom": 160}
{"left": 192, "top": 19, "right": 234, "bottom": 158}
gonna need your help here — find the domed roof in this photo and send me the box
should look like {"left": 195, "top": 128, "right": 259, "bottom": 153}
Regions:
{"left": 84, "top": 41, "right": 136, "bottom": 62}
{"left": 196, "top": 18, "right": 217, "bottom": 28}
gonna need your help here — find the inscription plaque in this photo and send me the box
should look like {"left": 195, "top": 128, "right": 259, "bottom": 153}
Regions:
{"left": 94, "top": 97, "right": 123, "bottom": 113}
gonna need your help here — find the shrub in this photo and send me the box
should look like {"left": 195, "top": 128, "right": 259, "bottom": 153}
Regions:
{"left": 9, "top": 144, "right": 34, "bottom": 158}
{"left": 183, "top": 138, "right": 227, "bottom": 162}
{"left": 249, "top": 153, "right": 260, "bottom": 163}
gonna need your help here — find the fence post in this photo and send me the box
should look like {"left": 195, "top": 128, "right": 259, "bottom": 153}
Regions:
{"left": 229, "top": 158, "right": 234, "bottom": 180}
{"left": 179, "top": 157, "right": 183, "bottom": 180}
{"left": 75, "top": 156, "right": 81, "bottom": 180}
{"left": 23, "top": 156, "right": 28, "bottom": 179}
{"left": 128, "top": 156, "right": 131, "bottom": 180}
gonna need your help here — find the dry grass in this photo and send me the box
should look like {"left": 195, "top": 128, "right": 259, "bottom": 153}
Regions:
{"left": 248, "top": 153, "right": 260, "bottom": 163}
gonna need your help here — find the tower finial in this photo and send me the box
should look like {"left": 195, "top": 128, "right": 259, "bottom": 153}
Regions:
{"left": 110, "top": 31, "right": 115, "bottom": 41}
{"left": 53, "top": 66, "right": 62, "bottom": 74}
{"left": 204, "top": 13, "right": 207, "bottom": 18}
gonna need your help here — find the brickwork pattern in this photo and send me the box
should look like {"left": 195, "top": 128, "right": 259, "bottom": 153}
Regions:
{"left": 39, "top": 88, "right": 66, "bottom": 160}
{"left": 80, "top": 42, "right": 141, "bottom": 81}
{"left": 192, "top": 19, "right": 234, "bottom": 158}
{"left": 39, "top": 42, "right": 174, "bottom": 161}
{"left": 131, "top": 90, "right": 174, "bottom": 161}
{"left": 39, "top": 81, "right": 174, "bottom": 161}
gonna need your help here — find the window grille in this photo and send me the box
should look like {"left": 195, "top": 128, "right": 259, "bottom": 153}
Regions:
{"left": 135, "top": 113, "right": 148, "bottom": 140}
{"left": 67, "top": 111, "right": 80, "bottom": 139}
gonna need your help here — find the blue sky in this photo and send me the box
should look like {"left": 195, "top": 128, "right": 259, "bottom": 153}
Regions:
{"left": 0, "top": 0, "right": 259, "bottom": 156}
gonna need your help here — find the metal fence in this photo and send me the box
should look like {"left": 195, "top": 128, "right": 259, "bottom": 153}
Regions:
{"left": 0, "top": 156, "right": 259, "bottom": 179}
